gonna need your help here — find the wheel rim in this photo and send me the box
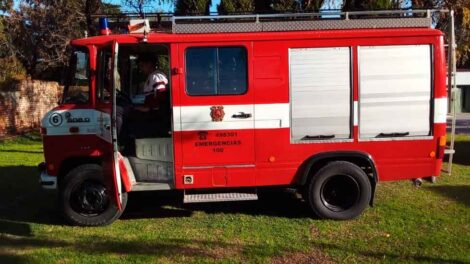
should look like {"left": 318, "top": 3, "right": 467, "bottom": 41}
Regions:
{"left": 70, "top": 180, "right": 110, "bottom": 216}
{"left": 320, "top": 174, "right": 360, "bottom": 212}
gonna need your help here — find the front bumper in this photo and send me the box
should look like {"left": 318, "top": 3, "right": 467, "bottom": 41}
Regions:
{"left": 38, "top": 163, "right": 57, "bottom": 190}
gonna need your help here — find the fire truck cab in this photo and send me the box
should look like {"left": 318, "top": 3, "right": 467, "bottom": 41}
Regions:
{"left": 39, "top": 12, "right": 448, "bottom": 226}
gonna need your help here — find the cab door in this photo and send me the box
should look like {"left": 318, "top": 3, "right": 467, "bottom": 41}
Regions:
{"left": 99, "top": 41, "right": 123, "bottom": 209}
{"left": 175, "top": 43, "right": 255, "bottom": 187}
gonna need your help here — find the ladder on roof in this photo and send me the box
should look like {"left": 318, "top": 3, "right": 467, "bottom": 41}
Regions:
{"left": 444, "top": 10, "right": 457, "bottom": 176}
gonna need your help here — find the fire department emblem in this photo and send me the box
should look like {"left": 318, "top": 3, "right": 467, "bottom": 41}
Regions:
{"left": 210, "top": 106, "right": 225, "bottom": 122}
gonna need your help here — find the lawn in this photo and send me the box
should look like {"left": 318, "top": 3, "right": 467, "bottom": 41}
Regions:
{"left": 0, "top": 133, "right": 468, "bottom": 263}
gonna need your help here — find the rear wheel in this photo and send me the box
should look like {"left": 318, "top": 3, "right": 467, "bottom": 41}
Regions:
{"left": 307, "top": 161, "right": 371, "bottom": 220}
{"left": 60, "top": 164, "right": 127, "bottom": 226}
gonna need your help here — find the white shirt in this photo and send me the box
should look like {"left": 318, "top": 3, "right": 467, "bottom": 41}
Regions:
{"left": 143, "top": 70, "right": 168, "bottom": 94}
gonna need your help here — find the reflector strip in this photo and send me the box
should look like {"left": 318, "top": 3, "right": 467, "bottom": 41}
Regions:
{"left": 434, "top": 98, "right": 447, "bottom": 124}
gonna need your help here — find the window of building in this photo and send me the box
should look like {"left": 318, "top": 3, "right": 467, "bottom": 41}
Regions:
{"left": 185, "top": 47, "right": 247, "bottom": 96}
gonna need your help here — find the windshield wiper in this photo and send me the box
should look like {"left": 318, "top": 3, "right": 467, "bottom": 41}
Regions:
{"left": 301, "top": 135, "right": 335, "bottom": 140}
{"left": 376, "top": 132, "right": 410, "bottom": 138}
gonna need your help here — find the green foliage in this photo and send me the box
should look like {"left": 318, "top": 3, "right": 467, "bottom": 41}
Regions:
{"left": 217, "top": 0, "right": 255, "bottom": 14}
{"left": 302, "top": 0, "right": 324, "bottom": 12}
{"left": 272, "top": 0, "right": 297, "bottom": 12}
{"left": 0, "top": 12, "right": 26, "bottom": 88}
{"left": 0, "top": 56, "right": 26, "bottom": 90}
{"left": 7, "top": 1, "right": 85, "bottom": 78}
{"left": 409, "top": 0, "right": 470, "bottom": 68}
{"left": 342, "top": 0, "right": 402, "bottom": 11}
{"left": 103, "top": 3, "right": 123, "bottom": 14}
{"left": 174, "top": 0, "right": 212, "bottom": 15}
{"left": 0, "top": 16, "right": 8, "bottom": 58}
{"left": 0, "top": 0, "right": 12, "bottom": 12}
{"left": 252, "top": 0, "right": 271, "bottom": 13}
{"left": 341, "top": 0, "right": 470, "bottom": 68}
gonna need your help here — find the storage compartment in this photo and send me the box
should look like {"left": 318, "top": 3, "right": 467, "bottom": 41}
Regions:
{"left": 135, "top": 138, "right": 173, "bottom": 162}
{"left": 289, "top": 47, "right": 352, "bottom": 141}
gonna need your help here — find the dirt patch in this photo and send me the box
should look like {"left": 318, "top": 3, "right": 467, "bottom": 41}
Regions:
{"left": 270, "top": 248, "right": 336, "bottom": 264}
{"left": 210, "top": 245, "right": 243, "bottom": 259}
{"left": 310, "top": 226, "right": 320, "bottom": 237}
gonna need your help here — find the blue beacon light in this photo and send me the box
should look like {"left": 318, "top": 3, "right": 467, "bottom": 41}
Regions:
{"left": 99, "top": 17, "right": 111, "bottom": 35}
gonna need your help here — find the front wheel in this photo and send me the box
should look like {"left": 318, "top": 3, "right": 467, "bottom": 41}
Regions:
{"left": 307, "top": 161, "right": 371, "bottom": 220}
{"left": 60, "top": 164, "right": 127, "bottom": 226}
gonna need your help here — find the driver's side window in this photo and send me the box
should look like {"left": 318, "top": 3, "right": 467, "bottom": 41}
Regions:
{"left": 62, "top": 48, "right": 90, "bottom": 104}
{"left": 96, "top": 47, "right": 112, "bottom": 103}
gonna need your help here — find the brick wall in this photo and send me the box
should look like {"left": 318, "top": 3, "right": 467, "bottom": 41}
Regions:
{"left": 0, "top": 80, "right": 62, "bottom": 136}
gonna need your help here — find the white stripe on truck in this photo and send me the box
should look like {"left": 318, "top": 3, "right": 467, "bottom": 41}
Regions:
{"left": 173, "top": 103, "right": 290, "bottom": 131}
{"left": 434, "top": 98, "right": 448, "bottom": 124}
{"left": 43, "top": 99, "right": 446, "bottom": 137}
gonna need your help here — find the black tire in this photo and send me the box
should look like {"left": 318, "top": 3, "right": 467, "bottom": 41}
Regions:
{"left": 60, "top": 164, "right": 128, "bottom": 226}
{"left": 307, "top": 161, "right": 371, "bottom": 220}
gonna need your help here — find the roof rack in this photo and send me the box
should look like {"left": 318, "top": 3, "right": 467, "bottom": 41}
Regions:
{"left": 93, "top": 9, "right": 451, "bottom": 34}
{"left": 171, "top": 9, "right": 449, "bottom": 34}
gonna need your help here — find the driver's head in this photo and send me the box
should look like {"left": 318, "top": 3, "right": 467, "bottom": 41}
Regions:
{"left": 137, "top": 53, "right": 157, "bottom": 75}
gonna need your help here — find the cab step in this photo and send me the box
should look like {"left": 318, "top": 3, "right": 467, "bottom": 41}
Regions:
{"left": 132, "top": 182, "right": 172, "bottom": 191}
{"left": 183, "top": 192, "right": 258, "bottom": 203}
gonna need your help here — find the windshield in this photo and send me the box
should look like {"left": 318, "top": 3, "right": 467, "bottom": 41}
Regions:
{"left": 62, "top": 48, "right": 90, "bottom": 104}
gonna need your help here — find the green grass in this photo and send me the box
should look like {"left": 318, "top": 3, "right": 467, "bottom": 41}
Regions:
{"left": 0, "top": 133, "right": 469, "bottom": 263}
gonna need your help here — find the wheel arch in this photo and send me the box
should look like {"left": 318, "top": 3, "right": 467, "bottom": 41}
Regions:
{"left": 58, "top": 156, "right": 102, "bottom": 186}
{"left": 296, "top": 151, "right": 378, "bottom": 205}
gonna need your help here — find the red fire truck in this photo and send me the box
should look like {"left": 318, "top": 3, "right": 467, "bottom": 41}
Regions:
{"left": 39, "top": 10, "right": 452, "bottom": 226}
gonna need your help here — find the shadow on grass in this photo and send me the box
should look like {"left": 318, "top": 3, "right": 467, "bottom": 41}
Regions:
{"left": 0, "top": 150, "right": 43, "bottom": 154}
{"left": 425, "top": 185, "right": 470, "bottom": 207}
{"left": 446, "top": 140, "right": 470, "bottom": 166}
{"left": 0, "top": 234, "right": 277, "bottom": 263}
{"left": 0, "top": 164, "right": 312, "bottom": 227}
{"left": 0, "top": 254, "right": 29, "bottom": 264}
{"left": 316, "top": 241, "right": 467, "bottom": 264}
{"left": 0, "top": 220, "right": 33, "bottom": 237}
{"left": 0, "top": 165, "right": 61, "bottom": 226}
{"left": 185, "top": 190, "right": 312, "bottom": 218}
{"left": 122, "top": 189, "right": 312, "bottom": 220}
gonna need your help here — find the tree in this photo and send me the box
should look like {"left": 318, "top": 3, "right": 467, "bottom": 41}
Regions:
{"left": 253, "top": 0, "right": 271, "bottom": 13}
{"left": 0, "top": 15, "right": 8, "bottom": 58}
{"left": 85, "top": 0, "right": 103, "bottom": 36}
{"left": 174, "top": 0, "right": 211, "bottom": 15}
{"left": 0, "top": 0, "right": 12, "bottom": 12}
{"left": 121, "top": 0, "right": 158, "bottom": 17}
{"left": 218, "top": 0, "right": 325, "bottom": 14}
{"left": 7, "top": 1, "right": 85, "bottom": 78}
{"left": 302, "top": 0, "right": 325, "bottom": 12}
{"left": 339, "top": 0, "right": 470, "bottom": 67}
{"left": 410, "top": 0, "right": 470, "bottom": 68}
{"left": 272, "top": 0, "right": 297, "bottom": 12}
{"left": 342, "top": 0, "right": 403, "bottom": 11}
{"left": 217, "top": 0, "right": 255, "bottom": 14}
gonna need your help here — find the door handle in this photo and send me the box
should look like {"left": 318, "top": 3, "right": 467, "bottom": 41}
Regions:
{"left": 104, "top": 124, "right": 111, "bottom": 130}
{"left": 232, "top": 112, "right": 252, "bottom": 119}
